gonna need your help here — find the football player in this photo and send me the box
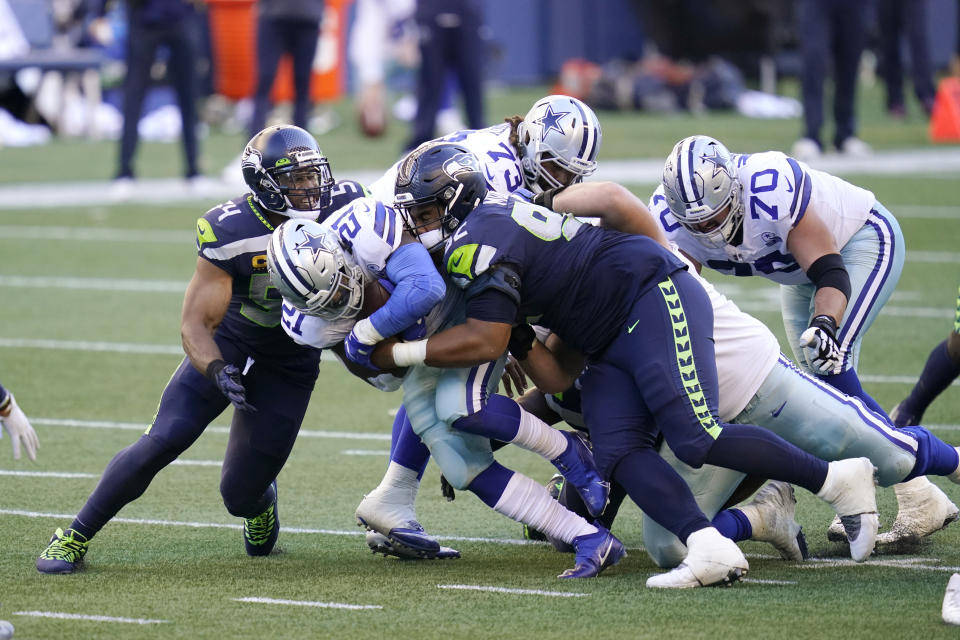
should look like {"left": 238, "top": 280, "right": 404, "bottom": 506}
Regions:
{"left": 651, "top": 136, "right": 947, "bottom": 547}
{"left": 0, "top": 382, "right": 39, "bottom": 461}
{"left": 268, "top": 150, "right": 623, "bottom": 578}
{"left": 368, "top": 145, "right": 886, "bottom": 588}
{"left": 516, "top": 182, "right": 960, "bottom": 563}
{"left": 36, "top": 125, "right": 368, "bottom": 574}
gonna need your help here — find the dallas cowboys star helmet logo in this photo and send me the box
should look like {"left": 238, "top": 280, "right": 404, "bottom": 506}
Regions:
{"left": 533, "top": 105, "right": 569, "bottom": 142}
{"left": 294, "top": 228, "right": 329, "bottom": 262}
{"left": 700, "top": 145, "right": 729, "bottom": 178}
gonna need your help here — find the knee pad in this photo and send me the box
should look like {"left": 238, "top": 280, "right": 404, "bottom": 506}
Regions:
{"left": 419, "top": 422, "right": 494, "bottom": 489}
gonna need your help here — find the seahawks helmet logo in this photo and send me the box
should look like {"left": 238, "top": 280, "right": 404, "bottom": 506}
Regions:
{"left": 442, "top": 153, "right": 480, "bottom": 179}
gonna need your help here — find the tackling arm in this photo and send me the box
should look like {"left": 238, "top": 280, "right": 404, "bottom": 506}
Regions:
{"left": 180, "top": 257, "right": 233, "bottom": 375}
{"left": 548, "top": 182, "right": 671, "bottom": 249}
{"left": 520, "top": 333, "right": 584, "bottom": 394}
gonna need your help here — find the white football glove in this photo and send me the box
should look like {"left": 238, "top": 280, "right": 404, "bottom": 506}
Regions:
{"left": 1, "top": 394, "right": 39, "bottom": 461}
{"left": 799, "top": 315, "right": 842, "bottom": 375}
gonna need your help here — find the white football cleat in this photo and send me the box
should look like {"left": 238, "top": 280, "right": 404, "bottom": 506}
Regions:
{"left": 646, "top": 527, "right": 748, "bottom": 589}
{"left": 943, "top": 573, "right": 960, "bottom": 625}
{"left": 876, "top": 476, "right": 959, "bottom": 550}
{"left": 355, "top": 486, "right": 443, "bottom": 559}
{"left": 816, "top": 457, "right": 879, "bottom": 562}
{"left": 738, "top": 481, "right": 808, "bottom": 562}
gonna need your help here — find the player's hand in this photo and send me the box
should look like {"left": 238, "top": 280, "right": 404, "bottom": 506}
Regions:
{"left": 799, "top": 315, "right": 842, "bottom": 375}
{"left": 500, "top": 354, "right": 528, "bottom": 398}
{"left": 440, "top": 474, "right": 456, "bottom": 501}
{"left": 1, "top": 394, "right": 39, "bottom": 461}
{"left": 508, "top": 323, "right": 537, "bottom": 361}
{"left": 207, "top": 361, "right": 257, "bottom": 412}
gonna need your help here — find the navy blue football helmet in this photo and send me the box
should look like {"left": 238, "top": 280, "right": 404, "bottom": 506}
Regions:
{"left": 394, "top": 142, "right": 487, "bottom": 251}
{"left": 242, "top": 125, "right": 335, "bottom": 218}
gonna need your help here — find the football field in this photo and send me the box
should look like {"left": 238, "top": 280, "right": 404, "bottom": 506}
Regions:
{"left": 2, "top": 89, "right": 960, "bottom": 638}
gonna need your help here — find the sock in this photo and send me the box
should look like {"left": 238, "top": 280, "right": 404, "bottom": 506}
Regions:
{"left": 470, "top": 463, "right": 596, "bottom": 544}
{"left": 817, "top": 368, "right": 890, "bottom": 421}
{"left": 901, "top": 340, "right": 960, "bottom": 423}
{"left": 453, "top": 395, "right": 567, "bottom": 460}
{"left": 712, "top": 508, "right": 752, "bottom": 542}
{"left": 705, "top": 424, "right": 828, "bottom": 494}
{"left": 465, "top": 461, "right": 514, "bottom": 507}
{"left": 901, "top": 426, "right": 960, "bottom": 480}
{"left": 611, "top": 448, "right": 711, "bottom": 544}
{"left": 72, "top": 434, "right": 181, "bottom": 540}
{"left": 374, "top": 461, "right": 421, "bottom": 496}
{"left": 390, "top": 406, "right": 430, "bottom": 479}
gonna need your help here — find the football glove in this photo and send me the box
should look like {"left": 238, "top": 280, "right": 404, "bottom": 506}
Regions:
{"left": 345, "top": 317, "right": 384, "bottom": 370}
{"left": 207, "top": 360, "right": 257, "bottom": 412}
{"left": 0, "top": 394, "right": 39, "bottom": 461}
{"left": 799, "top": 315, "right": 842, "bottom": 375}
{"left": 440, "top": 474, "right": 456, "bottom": 501}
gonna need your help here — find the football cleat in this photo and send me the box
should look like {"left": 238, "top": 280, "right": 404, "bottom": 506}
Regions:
{"left": 815, "top": 458, "right": 879, "bottom": 562}
{"left": 738, "top": 481, "right": 808, "bottom": 562}
{"left": 875, "top": 476, "right": 959, "bottom": 551}
{"left": 558, "top": 524, "right": 625, "bottom": 579}
{"left": 550, "top": 431, "right": 610, "bottom": 518}
{"left": 244, "top": 481, "right": 279, "bottom": 556}
{"left": 355, "top": 487, "right": 441, "bottom": 558}
{"left": 646, "top": 527, "right": 748, "bottom": 589}
{"left": 36, "top": 527, "right": 89, "bottom": 574}
{"left": 365, "top": 531, "right": 461, "bottom": 560}
{"left": 943, "top": 573, "right": 960, "bottom": 625}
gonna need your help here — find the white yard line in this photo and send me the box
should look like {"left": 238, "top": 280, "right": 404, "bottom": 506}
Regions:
{"left": 13, "top": 611, "right": 167, "bottom": 624}
{"left": 233, "top": 597, "right": 381, "bottom": 610}
{"left": 0, "top": 275, "right": 186, "bottom": 293}
{"left": 0, "top": 225, "right": 190, "bottom": 243}
{"left": 31, "top": 417, "right": 393, "bottom": 440}
{"left": 341, "top": 449, "right": 391, "bottom": 456}
{"left": 437, "top": 584, "right": 590, "bottom": 597}
{"left": 0, "top": 508, "right": 539, "bottom": 546}
{"left": 0, "top": 469, "right": 96, "bottom": 478}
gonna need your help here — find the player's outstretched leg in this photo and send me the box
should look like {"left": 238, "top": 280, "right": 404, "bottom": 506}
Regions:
{"left": 453, "top": 396, "right": 610, "bottom": 517}
{"left": 646, "top": 527, "right": 749, "bottom": 589}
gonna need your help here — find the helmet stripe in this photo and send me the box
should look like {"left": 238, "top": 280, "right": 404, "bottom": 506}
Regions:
{"left": 274, "top": 232, "right": 314, "bottom": 297}
{"left": 674, "top": 142, "right": 690, "bottom": 203}
{"left": 570, "top": 100, "right": 592, "bottom": 162}
{"left": 686, "top": 139, "right": 701, "bottom": 201}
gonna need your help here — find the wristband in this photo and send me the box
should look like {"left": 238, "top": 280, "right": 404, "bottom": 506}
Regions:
{"left": 205, "top": 359, "right": 227, "bottom": 382}
{"left": 352, "top": 317, "right": 385, "bottom": 345}
{"left": 392, "top": 340, "right": 428, "bottom": 367}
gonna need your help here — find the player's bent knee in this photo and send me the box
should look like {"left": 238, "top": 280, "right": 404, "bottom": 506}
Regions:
{"left": 670, "top": 441, "right": 712, "bottom": 470}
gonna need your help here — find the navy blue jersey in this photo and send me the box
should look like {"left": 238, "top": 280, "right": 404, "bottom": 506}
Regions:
{"left": 195, "top": 180, "right": 366, "bottom": 366}
{"left": 443, "top": 193, "right": 686, "bottom": 356}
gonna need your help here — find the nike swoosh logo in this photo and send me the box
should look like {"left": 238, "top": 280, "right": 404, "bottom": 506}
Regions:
{"left": 771, "top": 401, "right": 787, "bottom": 418}
{"left": 627, "top": 319, "right": 640, "bottom": 333}
{"left": 452, "top": 254, "right": 464, "bottom": 267}
{"left": 598, "top": 539, "right": 612, "bottom": 565}
{"left": 785, "top": 178, "right": 794, "bottom": 193}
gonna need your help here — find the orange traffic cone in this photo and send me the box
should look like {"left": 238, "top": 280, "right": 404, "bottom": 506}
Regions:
{"left": 929, "top": 77, "right": 960, "bottom": 142}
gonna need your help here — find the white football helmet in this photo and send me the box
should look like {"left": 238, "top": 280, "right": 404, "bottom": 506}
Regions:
{"left": 517, "top": 95, "right": 602, "bottom": 193}
{"left": 266, "top": 219, "right": 365, "bottom": 319}
{"left": 661, "top": 135, "right": 743, "bottom": 248}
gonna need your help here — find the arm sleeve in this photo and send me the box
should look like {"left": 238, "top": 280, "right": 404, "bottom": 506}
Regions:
{"left": 369, "top": 242, "right": 446, "bottom": 337}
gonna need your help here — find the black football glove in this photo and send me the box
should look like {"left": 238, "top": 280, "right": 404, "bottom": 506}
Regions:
{"left": 440, "top": 474, "right": 455, "bottom": 501}
{"left": 207, "top": 360, "right": 257, "bottom": 412}
{"left": 508, "top": 323, "right": 537, "bottom": 361}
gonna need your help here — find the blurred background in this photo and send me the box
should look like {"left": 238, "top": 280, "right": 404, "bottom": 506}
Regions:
{"left": 0, "top": 0, "right": 958, "bottom": 188}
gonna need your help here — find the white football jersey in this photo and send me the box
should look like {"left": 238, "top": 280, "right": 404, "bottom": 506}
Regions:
{"left": 651, "top": 151, "right": 876, "bottom": 285}
{"left": 368, "top": 123, "right": 525, "bottom": 203}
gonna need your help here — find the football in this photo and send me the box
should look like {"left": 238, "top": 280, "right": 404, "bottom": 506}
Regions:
{"left": 361, "top": 279, "right": 391, "bottom": 319}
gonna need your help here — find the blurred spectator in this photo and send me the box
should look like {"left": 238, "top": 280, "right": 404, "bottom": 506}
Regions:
{"left": 878, "top": 0, "right": 936, "bottom": 118}
{"left": 89, "top": 0, "right": 202, "bottom": 187}
{"left": 248, "top": 0, "right": 324, "bottom": 138}
{"left": 791, "top": 0, "right": 872, "bottom": 161}
{"left": 406, "top": 0, "right": 485, "bottom": 150}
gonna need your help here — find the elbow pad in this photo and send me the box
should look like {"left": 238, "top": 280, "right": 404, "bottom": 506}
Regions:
{"left": 371, "top": 243, "right": 446, "bottom": 337}
{"left": 806, "top": 253, "right": 851, "bottom": 302}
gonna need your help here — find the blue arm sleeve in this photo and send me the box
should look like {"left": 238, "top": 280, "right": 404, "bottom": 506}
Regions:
{"left": 368, "top": 242, "right": 446, "bottom": 338}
